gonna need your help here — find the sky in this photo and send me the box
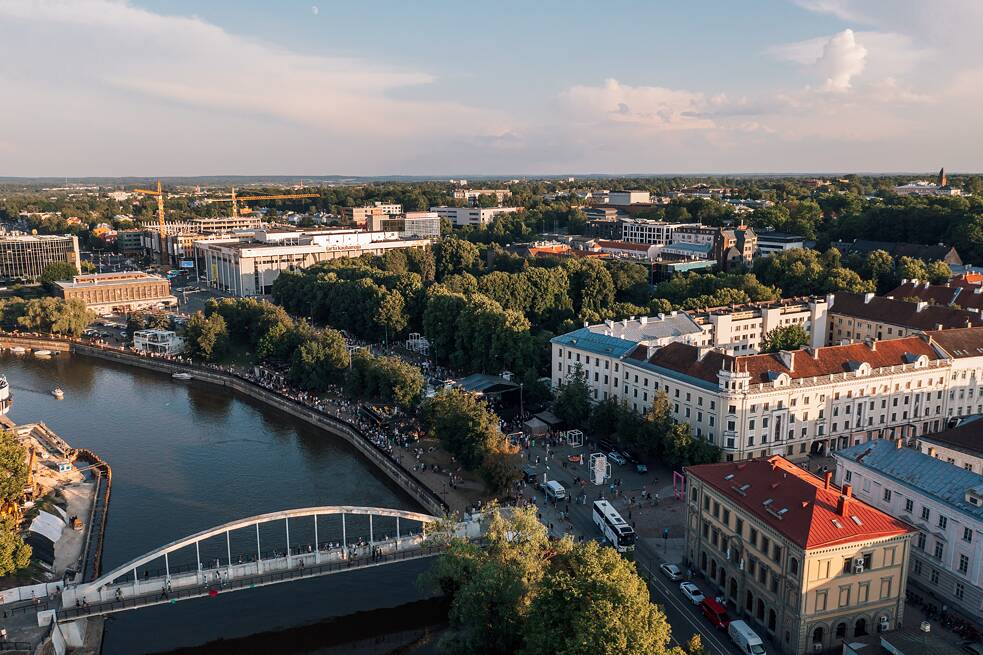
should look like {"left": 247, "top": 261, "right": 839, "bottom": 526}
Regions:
{"left": 1, "top": 0, "right": 981, "bottom": 177}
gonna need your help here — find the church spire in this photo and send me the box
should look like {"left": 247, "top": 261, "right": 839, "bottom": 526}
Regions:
{"left": 938, "top": 167, "right": 948, "bottom": 187}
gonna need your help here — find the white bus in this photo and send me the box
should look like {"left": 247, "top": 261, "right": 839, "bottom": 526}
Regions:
{"left": 592, "top": 500, "right": 636, "bottom": 553}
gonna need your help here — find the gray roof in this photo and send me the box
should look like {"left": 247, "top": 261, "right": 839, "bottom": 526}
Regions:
{"left": 836, "top": 440, "right": 983, "bottom": 522}
{"left": 551, "top": 313, "right": 703, "bottom": 356}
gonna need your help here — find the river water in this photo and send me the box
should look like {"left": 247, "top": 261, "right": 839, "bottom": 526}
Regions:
{"left": 0, "top": 352, "right": 438, "bottom": 654}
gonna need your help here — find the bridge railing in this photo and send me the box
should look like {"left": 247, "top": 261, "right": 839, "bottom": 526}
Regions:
{"left": 55, "top": 544, "right": 446, "bottom": 622}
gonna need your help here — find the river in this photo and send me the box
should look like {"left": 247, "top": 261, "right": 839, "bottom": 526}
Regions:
{"left": 0, "top": 352, "right": 441, "bottom": 654}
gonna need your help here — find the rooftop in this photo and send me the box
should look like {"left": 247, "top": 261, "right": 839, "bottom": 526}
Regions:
{"left": 831, "top": 292, "right": 982, "bottom": 331}
{"left": 836, "top": 440, "right": 983, "bottom": 523}
{"left": 833, "top": 239, "right": 960, "bottom": 263}
{"left": 56, "top": 271, "right": 166, "bottom": 289}
{"left": 918, "top": 416, "right": 983, "bottom": 459}
{"left": 925, "top": 326, "right": 983, "bottom": 359}
{"left": 686, "top": 455, "right": 913, "bottom": 549}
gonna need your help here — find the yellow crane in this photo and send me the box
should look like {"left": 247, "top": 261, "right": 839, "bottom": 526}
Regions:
{"left": 133, "top": 180, "right": 170, "bottom": 264}
{"left": 211, "top": 187, "right": 319, "bottom": 218}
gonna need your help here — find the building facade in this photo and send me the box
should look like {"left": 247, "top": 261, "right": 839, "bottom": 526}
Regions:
{"left": 430, "top": 205, "right": 519, "bottom": 227}
{"left": 367, "top": 211, "right": 441, "bottom": 238}
{"left": 452, "top": 189, "right": 511, "bottom": 203}
{"left": 0, "top": 235, "right": 81, "bottom": 282}
{"left": 757, "top": 232, "right": 806, "bottom": 257}
{"left": 685, "top": 456, "right": 914, "bottom": 655}
{"left": 341, "top": 203, "right": 403, "bottom": 227}
{"left": 828, "top": 293, "right": 982, "bottom": 345}
{"left": 834, "top": 440, "right": 983, "bottom": 627}
{"left": 132, "top": 329, "right": 185, "bottom": 355}
{"left": 55, "top": 272, "right": 177, "bottom": 313}
{"left": 607, "top": 190, "right": 651, "bottom": 205}
{"left": 621, "top": 219, "right": 698, "bottom": 245}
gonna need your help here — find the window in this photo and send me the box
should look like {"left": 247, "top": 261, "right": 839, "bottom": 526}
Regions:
{"left": 934, "top": 541, "right": 944, "bottom": 560}
{"left": 845, "top": 470, "right": 853, "bottom": 483}
{"left": 959, "top": 554, "right": 969, "bottom": 574}
{"left": 816, "top": 591, "right": 827, "bottom": 611}
{"left": 736, "top": 518, "right": 744, "bottom": 537}
{"left": 883, "top": 488, "right": 892, "bottom": 502}
{"left": 880, "top": 578, "right": 892, "bottom": 600}
{"left": 956, "top": 582, "right": 965, "bottom": 600}
{"left": 723, "top": 508, "right": 731, "bottom": 526}
{"left": 858, "top": 582, "right": 869, "bottom": 603}
{"left": 917, "top": 533, "right": 926, "bottom": 550}
{"left": 964, "top": 527, "right": 973, "bottom": 543}
{"left": 921, "top": 506, "right": 930, "bottom": 521}
{"left": 790, "top": 557, "right": 799, "bottom": 576}
{"left": 904, "top": 499, "right": 914, "bottom": 513}
{"left": 749, "top": 528, "right": 758, "bottom": 547}
{"left": 839, "top": 586, "right": 851, "bottom": 607}
{"left": 914, "top": 560, "right": 922, "bottom": 575}
{"left": 938, "top": 515, "right": 948, "bottom": 530}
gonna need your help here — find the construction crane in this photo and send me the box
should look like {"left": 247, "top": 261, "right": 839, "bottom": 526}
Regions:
{"left": 211, "top": 187, "right": 319, "bottom": 218}
{"left": 133, "top": 180, "right": 169, "bottom": 264}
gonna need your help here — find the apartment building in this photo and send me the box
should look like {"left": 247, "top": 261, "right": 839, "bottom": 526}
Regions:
{"left": 928, "top": 327, "right": 983, "bottom": 420}
{"left": 620, "top": 335, "right": 950, "bottom": 460}
{"left": 688, "top": 297, "right": 829, "bottom": 355}
{"left": 621, "top": 219, "right": 698, "bottom": 246}
{"left": 195, "top": 228, "right": 430, "bottom": 296}
{"left": 430, "top": 205, "right": 520, "bottom": 228}
{"left": 452, "top": 188, "right": 511, "bottom": 203}
{"left": 757, "top": 232, "right": 806, "bottom": 256}
{"left": 685, "top": 456, "right": 914, "bottom": 655}
{"left": 341, "top": 202, "right": 403, "bottom": 227}
{"left": 834, "top": 440, "right": 983, "bottom": 626}
{"left": 673, "top": 225, "right": 757, "bottom": 270}
{"left": 828, "top": 292, "right": 982, "bottom": 345}
{"left": 0, "top": 234, "right": 81, "bottom": 281}
{"left": 916, "top": 418, "right": 983, "bottom": 473}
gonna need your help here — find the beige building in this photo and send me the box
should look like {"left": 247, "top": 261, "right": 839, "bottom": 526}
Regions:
{"left": 341, "top": 203, "right": 403, "bottom": 227}
{"left": 453, "top": 189, "right": 511, "bottom": 203}
{"left": 55, "top": 272, "right": 177, "bottom": 313}
{"left": 685, "top": 456, "right": 914, "bottom": 655}
{"left": 828, "top": 292, "right": 982, "bottom": 345}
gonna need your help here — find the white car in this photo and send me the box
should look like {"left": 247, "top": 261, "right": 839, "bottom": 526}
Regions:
{"left": 607, "top": 451, "right": 627, "bottom": 466}
{"left": 660, "top": 563, "right": 683, "bottom": 581}
{"left": 679, "top": 581, "right": 705, "bottom": 605}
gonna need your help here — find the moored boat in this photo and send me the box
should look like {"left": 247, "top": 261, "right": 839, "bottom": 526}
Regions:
{"left": 172, "top": 372, "right": 193, "bottom": 381}
{"left": 9, "top": 346, "right": 26, "bottom": 355}
{"left": 51, "top": 388, "right": 64, "bottom": 399}
{"left": 33, "top": 350, "right": 52, "bottom": 358}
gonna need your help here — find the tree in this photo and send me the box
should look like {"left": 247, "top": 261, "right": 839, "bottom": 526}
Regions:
{"left": 39, "top": 260, "right": 79, "bottom": 290}
{"left": 0, "top": 430, "right": 29, "bottom": 503}
{"left": 346, "top": 350, "right": 425, "bottom": 409}
{"left": 15, "top": 298, "right": 95, "bottom": 337}
{"left": 552, "top": 367, "right": 591, "bottom": 426}
{"left": 183, "top": 312, "right": 229, "bottom": 361}
{"left": 566, "top": 258, "right": 615, "bottom": 320}
{"left": 421, "top": 388, "right": 502, "bottom": 470}
{"left": 288, "top": 329, "right": 350, "bottom": 391}
{"left": 863, "top": 249, "right": 896, "bottom": 292}
{"left": 761, "top": 324, "right": 810, "bottom": 353}
{"left": 0, "top": 517, "right": 31, "bottom": 576}
{"left": 522, "top": 540, "right": 673, "bottom": 655}
{"left": 926, "top": 259, "right": 953, "bottom": 284}
{"left": 433, "top": 238, "right": 480, "bottom": 280}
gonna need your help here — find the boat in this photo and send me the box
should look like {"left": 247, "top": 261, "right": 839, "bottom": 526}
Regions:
{"left": 171, "top": 372, "right": 193, "bottom": 381}
{"left": 9, "top": 346, "right": 26, "bottom": 355}
{"left": 33, "top": 350, "right": 53, "bottom": 358}
{"left": 0, "top": 376, "right": 11, "bottom": 415}
{"left": 51, "top": 388, "right": 64, "bottom": 400}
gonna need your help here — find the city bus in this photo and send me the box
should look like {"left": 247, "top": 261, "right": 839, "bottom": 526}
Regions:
{"left": 592, "top": 500, "right": 636, "bottom": 553}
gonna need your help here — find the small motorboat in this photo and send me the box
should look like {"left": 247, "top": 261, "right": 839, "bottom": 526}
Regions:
{"left": 9, "top": 346, "right": 26, "bottom": 355}
{"left": 33, "top": 350, "right": 52, "bottom": 358}
{"left": 171, "top": 372, "right": 193, "bottom": 381}
{"left": 51, "top": 388, "right": 64, "bottom": 399}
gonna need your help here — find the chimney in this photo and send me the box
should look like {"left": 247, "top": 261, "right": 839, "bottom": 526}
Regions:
{"left": 916, "top": 301, "right": 928, "bottom": 312}
{"left": 640, "top": 316, "right": 648, "bottom": 325}
{"left": 838, "top": 484, "right": 853, "bottom": 516}
{"left": 864, "top": 292, "right": 875, "bottom": 304}
{"left": 824, "top": 471, "right": 833, "bottom": 489}
{"left": 844, "top": 483, "right": 852, "bottom": 498}
{"left": 778, "top": 350, "right": 795, "bottom": 371}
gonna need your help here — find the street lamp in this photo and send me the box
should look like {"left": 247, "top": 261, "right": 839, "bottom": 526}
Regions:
{"left": 519, "top": 382, "right": 524, "bottom": 418}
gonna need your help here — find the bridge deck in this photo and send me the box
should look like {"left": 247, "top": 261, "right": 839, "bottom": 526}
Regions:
{"left": 56, "top": 543, "right": 446, "bottom": 622}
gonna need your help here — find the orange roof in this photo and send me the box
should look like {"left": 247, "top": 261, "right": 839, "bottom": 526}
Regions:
{"left": 686, "top": 456, "right": 914, "bottom": 549}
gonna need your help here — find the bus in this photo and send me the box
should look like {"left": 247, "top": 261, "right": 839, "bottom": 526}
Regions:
{"left": 592, "top": 500, "right": 636, "bottom": 553}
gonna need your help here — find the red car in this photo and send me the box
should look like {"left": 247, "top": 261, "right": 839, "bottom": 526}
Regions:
{"left": 699, "top": 597, "right": 731, "bottom": 629}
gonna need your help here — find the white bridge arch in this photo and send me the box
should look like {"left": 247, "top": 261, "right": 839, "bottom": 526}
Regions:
{"left": 47, "top": 505, "right": 477, "bottom": 624}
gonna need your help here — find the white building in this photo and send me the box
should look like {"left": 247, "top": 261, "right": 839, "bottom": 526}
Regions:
{"left": 367, "top": 211, "right": 441, "bottom": 239}
{"left": 621, "top": 219, "right": 699, "bottom": 245}
{"left": 453, "top": 189, "right": 511, "bottom": 203}
{"left": 132, "top": 329, "right": 185, "bottom": 355}
{"left": 430, "top": 205, "right": 520, "bottom": 228}
{"left": 916, "top": 418, "right": 983, "bottom": 473}
{"left": 195, "top": 228, "right": 430, "bottom": 296}
{"left": 608, "top": 190, "right": 651, "bottom": 205}
{"left": 756, "top": 232, "right": 806, "bottom": 256}
{"left": 834, "top": 440, "right": 983, "bottom": 625}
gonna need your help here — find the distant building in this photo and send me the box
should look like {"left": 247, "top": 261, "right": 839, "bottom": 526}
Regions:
{"left": 827, "top": 292, "right": 982, "bottom": 344}
{"left": 673, "top": 224, "right": 757, "bottom": 270}
{"left": 621, "top": 219, "right": 698, "bottom": 246}
{"left": 191, "top": 216, "right": 264, "bottom": 233}
{"left": 116, "top": 229, "right": 144, "bottom": 254}
{"left": 367, "top": 211, "right": 441, "bottom": 239}
{"left": 596, "top": 240, "right": 661, "bottom": 261}
{"left": 756, "top": 232, "right": 806, "bottom": 257}
{"left": 832, "top": 240, "right": 962, "bottom": 266}
{"left": 452, "top": 189, "right": 511, "bottom": 204}
{"left": 195, "top": 228, "right": 430, "bottom": 296}
{"left": 835, "top": 440, "right": 983, "bottom": 627}
{"left": 893, "top": 168, "right": 963, "bottom": 196}
{"left": 55, "top": 272, "right": 177, "bottom": 313}
{"left": 430, "top": 205, "right": 520, "bottom": 228}
{"left": 132, "top": 329, "right": 185, "bottom": 355}
{"left": 0, "top": 234, "right": 81, "bottom": 282}
{"left": 916, "top": 417, "right": 983, "bottom": 473}
{"left": 607, "top": 190, "right": 651, "bottom": 205}
{"left": 686, "top": 455, "right": 914, "bottom": 655}
{"left": 584, "top": 206, "right": 626, "bottom": 239}
{"left": 884, "top": 277, "right": 983, "bottom": 312}
{"left": 341, "top": 203, "right": 403, "bottom": 227}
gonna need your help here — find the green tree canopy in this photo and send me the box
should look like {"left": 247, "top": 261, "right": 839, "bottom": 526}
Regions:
{"left": 39, "top": 260, "right": 79, "bottom": 290}
{"left": 552, "top": 366, "right": 591, "bottom": 426}
{"left": 421, "top": 388, "right": 502, "bottom": 470}
{"left": 183, "top": 312, "right": 229, "bottom": 361}
{"left": 288, "top": 328, "right": 350, "bottom": 391}
{"left": 761, "top": 324, "right": 810, "bottom": 353}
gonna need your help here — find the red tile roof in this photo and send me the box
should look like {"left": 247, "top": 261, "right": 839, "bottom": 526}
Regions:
{"left": 686, "top": 456, "right": 914, "bottom": 549}
{"left": 633, "top": 336, "right": 942, "bottom": 385}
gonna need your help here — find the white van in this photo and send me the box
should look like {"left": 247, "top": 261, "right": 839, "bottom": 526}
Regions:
{"left": 544, "top": 480, "right": 567, "bottom": 501}
{"left": 728, "top": 620, "right": 765, "bottom": 655}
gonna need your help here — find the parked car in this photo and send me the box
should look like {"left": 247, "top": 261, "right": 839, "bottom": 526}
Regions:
{"left": 607, "top": 451, "right": 627, "bottom": 466}
{"left": 699, "top": 597, "right": 731, "bottom": 629}
{"left": 659, "top": 563, "right": 682, "bottom": 581}
{"left": 728, "top": 620, "right": 766, "bottom": 655}
{"left": 679, "top": 581, "right": 705, "bottom": 605}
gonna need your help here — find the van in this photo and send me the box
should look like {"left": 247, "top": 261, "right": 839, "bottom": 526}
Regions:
{"left": 521, "top": 465, "right": 539, "bottom": 483}
{"left": 544, "top": 480, "right": 567, "bottom": 501}
{"left": 727, "top": 620, "right": 766, "bottom": 655}
{"left": 699, "top": 597, "right": 731, "bottom": 629}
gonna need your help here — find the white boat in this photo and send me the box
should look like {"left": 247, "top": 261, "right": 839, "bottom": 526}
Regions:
{"left": 9, "top": 347, "right": 26, "bottom": 355}
{"left": 171, "top": 372, "right": 193, "bottom": 381}
{"left": 51, "top": 388, "right": 64, "bottom": 400}
{"left": 33, "top": 350, "right": 52, "bottom": 358}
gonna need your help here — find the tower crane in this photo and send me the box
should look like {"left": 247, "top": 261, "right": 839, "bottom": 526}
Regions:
{"left": 133, "top": 180, "right": 170, "bottom": 264}
{"left": 210, "top": 187, "right": 319, "bottom": 218}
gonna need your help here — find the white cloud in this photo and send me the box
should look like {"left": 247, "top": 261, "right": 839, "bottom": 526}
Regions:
{"left": 813, "top": 29, "right": 867, "bottom": 90}
{"left": 560, "top": 79, "right": 716, "bottom": 130}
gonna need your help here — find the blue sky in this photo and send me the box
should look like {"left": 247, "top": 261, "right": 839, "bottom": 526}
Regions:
{"left": 1, "top": 1, "right": 980, "bottom": 176}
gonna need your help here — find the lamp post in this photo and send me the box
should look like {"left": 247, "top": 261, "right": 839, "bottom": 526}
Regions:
{"left": 519, "top": 382, "right": 524, "bottom": 419}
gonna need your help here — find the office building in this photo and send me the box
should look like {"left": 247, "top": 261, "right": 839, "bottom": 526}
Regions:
{"left": 453, "top": 189, "right": 511, "bottom": 204}
{"left": 195, "top": 228, "right": 430, "bottom": 297}
{"left": 685, "top": 456, "right": 914, "bottom": 655}
{"left": 366, "top": 211, "right": 441, "bottom": 239}
{"left": 621, "top": 219, "right": 698, "bottom": 246}
{"left": 757, "top": 232, "right": 806, "bottom": 256}
{"left": 0, "top": 234, "right": 81, "bottom": 282}
{"left": 674, "top": 225, "right": 757, "bottom": 270}
{"left": 834, "top": 440, "right": 982, "bottom": 626}
{"left": 341, "top": 203, "right": 403, "bottom": 227}
{"left": 116, "top": 229, "right": 144, "bottom": 254}
{"left": 430, "top": 205, "right": 519, "bottom": 228}
{"left": 584, "top": 207, "right": 626, "bottom": 239}
{"left": 55, "top": 272, "right": 177, "bottom": 313}
{"left": 828, "top": 292, "right": 982, "bottom": 345}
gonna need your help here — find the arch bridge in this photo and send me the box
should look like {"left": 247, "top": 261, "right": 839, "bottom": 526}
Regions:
{"left": 46, "top": 506, "right": 479, "bottom": 623}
